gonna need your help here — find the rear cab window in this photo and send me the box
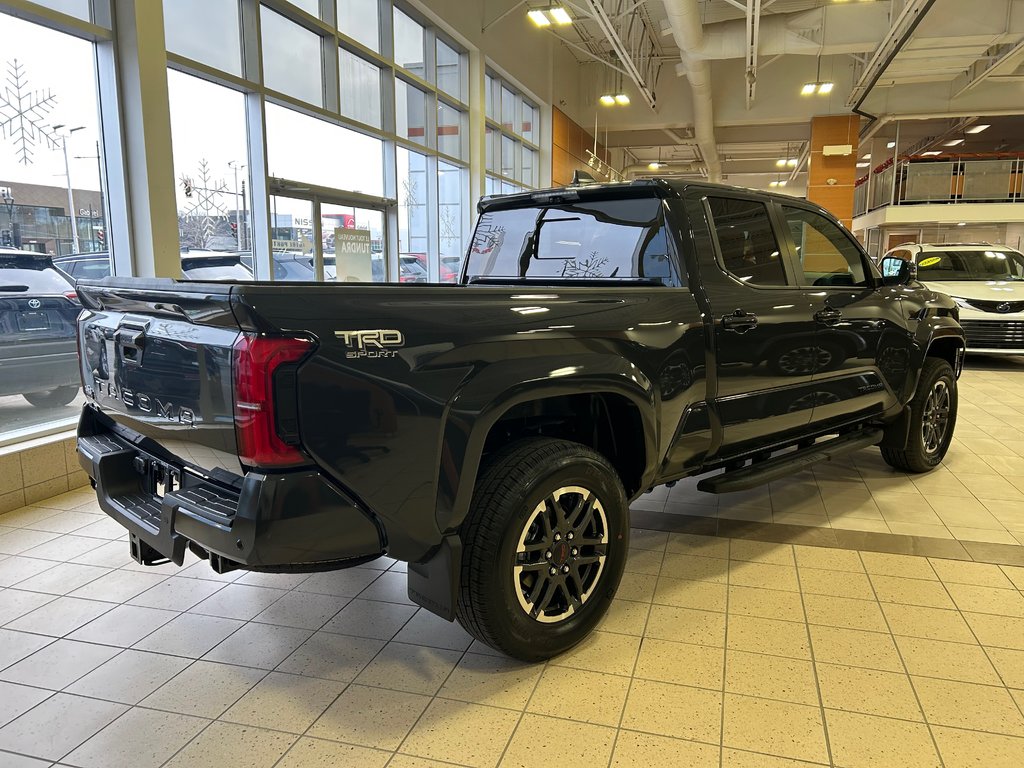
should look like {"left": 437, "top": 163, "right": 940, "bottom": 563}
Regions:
{"left": 466, "top": 193, "right": 682, "bottom": 285}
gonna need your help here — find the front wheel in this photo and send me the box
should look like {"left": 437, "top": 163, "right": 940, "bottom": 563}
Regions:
{"left": 23, "top": 385, "right": 79, "bottom": 408}
{"left": 456, "top": 438, "right": 629, "bottom": 661}
{"left": 882, "top": 357, "right": 957, "bottom": 473}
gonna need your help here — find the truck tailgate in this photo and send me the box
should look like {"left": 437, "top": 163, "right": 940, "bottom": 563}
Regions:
{"left": 76, "top": 278, "right": 244, "bottom": 479}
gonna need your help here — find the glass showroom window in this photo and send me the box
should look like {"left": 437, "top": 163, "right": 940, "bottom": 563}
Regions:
{"left": 397, "top": 148, "right": 429, "bottom": 282}
{"left": 395, "top": 78, "right": 428, "bottom": 146}
{"left": 394, "top": 7, "right": 425, "bottom": 79}
{"left": 0, "top": 12, "right": 113, "bottom": 441}
{"left": 436, "top": 38, "right": 465, "bottom": 103}
{"left": 340, "top": 47, "right": 382, "bottom": 129}
{"left": 438, "top": 161, "right": 466, "bottom": 283}
{"left": 486, "top": 71, "right": 541, "bottom": 191}
{"left": 339, "top": 0, "right": 379, "bottom": 52}
{"left": 265, "top": 104, "right": 384, "bottom": 197}
{"left": 260, "top": 5, "right": 324, "bottom": 107}
{"left": 167, "top": 71, "right": 252, "bottom": 276}
{"left": 163, "top": 0, "right": 242, "bottom": 76}
{"left": 437, "top": 101, "right": 467, "bottom": 161}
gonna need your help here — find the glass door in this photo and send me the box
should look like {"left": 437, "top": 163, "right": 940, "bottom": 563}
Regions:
{"left": 319, "top": 202, "right": 388, "bottom": 283}
{"left": 268, "top": 182, "right": 394, "bottom": 282}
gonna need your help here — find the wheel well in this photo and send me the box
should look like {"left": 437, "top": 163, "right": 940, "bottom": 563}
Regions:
{"left": 482, "top": 393, "right": 647, "bottom": 496}
{"left": 927, "top": 337, "right": 963, "bottom": 368}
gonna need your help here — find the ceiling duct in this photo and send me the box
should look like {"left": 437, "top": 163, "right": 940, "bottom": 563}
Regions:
{"left": 661, "top": 0, "right": 721, "bottom": 181}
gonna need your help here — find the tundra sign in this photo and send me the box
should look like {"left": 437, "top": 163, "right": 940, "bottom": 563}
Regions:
{"left": 335, "top": 228, "right": 373, "bottom": 282}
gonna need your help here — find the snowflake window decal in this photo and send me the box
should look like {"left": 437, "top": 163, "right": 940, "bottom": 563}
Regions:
{"left": 0, "top": 59, "right": 60, "bottom": 165}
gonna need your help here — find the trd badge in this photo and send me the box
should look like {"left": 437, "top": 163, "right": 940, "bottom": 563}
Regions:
{"left": 335, "top": 329, "right": 405, "bottom": 359}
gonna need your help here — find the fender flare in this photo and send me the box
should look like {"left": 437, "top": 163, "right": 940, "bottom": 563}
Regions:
{"left": 433, "top": 356, "right": 658, "bottom": 536}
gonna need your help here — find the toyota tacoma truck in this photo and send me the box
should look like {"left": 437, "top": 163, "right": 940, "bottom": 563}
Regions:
{"left": 74, "top": 179, "right": 964, "bottom": 661}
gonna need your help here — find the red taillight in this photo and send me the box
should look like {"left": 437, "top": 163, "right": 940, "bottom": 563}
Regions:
{"left": 65, "top": 290, "right": 80, "bottom": 303}
{"left": 233, "top": 333, "right": 313, "bottom": 468}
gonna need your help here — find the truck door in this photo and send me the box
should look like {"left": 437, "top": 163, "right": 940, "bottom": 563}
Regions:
{"left": 777, "top": 203, "right": 910, "bottom": 428}
{"left": 694, "top": 192, "right": 820, "bottom": 457}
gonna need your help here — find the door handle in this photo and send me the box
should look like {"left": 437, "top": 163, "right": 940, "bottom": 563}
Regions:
{"left": 721, "top": 310, "right": 759, "bottom": 333}
{"left": 814, "top": 307, "right": 843, "bottom": 325}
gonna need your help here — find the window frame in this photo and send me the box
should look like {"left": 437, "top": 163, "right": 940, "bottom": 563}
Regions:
{"left": 778, "top": 202, "right": 872, "bottom": 289}
{"left": 702, "top": 192, "right": 798, "bottom": 290}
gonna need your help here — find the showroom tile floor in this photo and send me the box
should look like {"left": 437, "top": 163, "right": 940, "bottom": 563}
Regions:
{"left": 2, "top": 486, "right": 1024, "bottom": 766}
{"left": 634, "top": 360, "right": 1024, "bottom": 547}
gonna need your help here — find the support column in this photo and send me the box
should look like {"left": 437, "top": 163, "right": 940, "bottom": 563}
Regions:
{"left": 807, "top": 115, "right": 860, "bottom": 230}
{"left": 110, "top": 0, "right": 180, "bottom": 277}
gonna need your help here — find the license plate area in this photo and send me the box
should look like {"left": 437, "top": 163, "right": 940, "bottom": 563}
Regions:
{"left": 18, "top": 311, "right": 49, "bottom": 331}
{"left": 132, "top": 455, "right": 180, "bottom": 499}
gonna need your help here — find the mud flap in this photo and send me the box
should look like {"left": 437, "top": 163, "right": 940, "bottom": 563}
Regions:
{"left": 407, "top": 534, "right": 462, "bottom": 621}
{"left": 880, "top": 405, "right": 912, "bottom": 451}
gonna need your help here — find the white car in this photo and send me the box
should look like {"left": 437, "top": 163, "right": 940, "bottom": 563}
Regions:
{"left": 880, "top": 243, "right": 1024, "bottom": 355}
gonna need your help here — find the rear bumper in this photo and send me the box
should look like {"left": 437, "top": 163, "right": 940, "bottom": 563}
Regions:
{"left": 0, "top": 348, "right": 79, "bottom": 396}
{"left": 77, "top": 408, "right": 384, "bottom": 571}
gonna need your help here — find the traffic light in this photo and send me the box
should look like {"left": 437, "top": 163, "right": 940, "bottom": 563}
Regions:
{"left": 230, "top": 221, "right": 238, "bottom": 241}
{"left": 96, "top": 228, "right": 105, "bottom": 247}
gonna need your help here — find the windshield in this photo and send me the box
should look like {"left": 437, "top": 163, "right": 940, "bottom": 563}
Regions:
{"left": 465, "top": 195, "right": 677, "bottom": 283}
{"left": 916, "top": 250, "right": 1024, "bottom": 281}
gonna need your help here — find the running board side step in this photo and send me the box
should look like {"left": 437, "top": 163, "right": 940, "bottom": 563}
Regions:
{"left": 697, "top": 429, "right": 884, "bottom": 494}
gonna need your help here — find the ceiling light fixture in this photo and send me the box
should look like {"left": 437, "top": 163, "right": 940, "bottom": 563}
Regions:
{"left": 614, "top": 93, "right": 630, "bottom": 105}
{"left": 922, "top": 150, "right": 941, "bottom": 156}
{"left": 856, "top": 162, "right": 869, "bottom": 168}
{"left": 599, "top": 94, "right": 616, "bottom": 106}
{"left": 648, "top": 161, "right": 664, "bottom": 171}
{"left": 769, "top": 180, "right": 787, "bottom": 188}
{"left": 887, "top": 141, "right": 896, "bottom": 148}
{"left": 800, "top": 82, "right": 817, "bottom": 96}
{"left": 802, "top": 56, "right": 833, "bottom": 96}
{"left": 548, "top": 6, "right": 572, "bottom": 24}
{"left": 817, "top": 81, "right": 834, "bottom": 94}
{"left": 526, "top": 9, "right": 550, "bottom": 26}
{"left": 862, "top": 153, "right": 871, "bottom": 160}
{"left": 776, "top": 159, "right": 787, "bottom": 167}
{"left": 967, "top": 124, "right": 990, "bottom": 134}
{"left": 945, "top": 138, "right": 964, "bottom": 146}
{"left": 527, "top": 6, "right": 572, "bottom": 27}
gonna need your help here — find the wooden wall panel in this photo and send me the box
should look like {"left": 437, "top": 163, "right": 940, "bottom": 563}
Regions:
{"left": 807, "top": 114, "right": 860, "bottom": 227}
{"left": 550, "top": 107, "right": 613, "bottom": 187}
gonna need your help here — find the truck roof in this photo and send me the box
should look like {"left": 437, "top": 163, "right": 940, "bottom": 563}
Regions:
{"left": 477, "top": 177, "right": 805, "bottom": 213}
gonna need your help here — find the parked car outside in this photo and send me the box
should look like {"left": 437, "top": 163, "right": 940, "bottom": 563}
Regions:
{"left": 56, "top": 250, "right": 254, "bottom": 282}
{"left": 1, "top": 248, "right": 81, "bottom": 407}
{"left": 880, "top": 243, "right": 1024, "bottom": 354}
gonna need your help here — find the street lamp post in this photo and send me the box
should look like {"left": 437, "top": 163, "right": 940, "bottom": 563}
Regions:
{"left": 1, "top": 189, "right": 18, "bottom": 248}
{"left": 228, "top": 160, "right": 247, "bottom": 250}
{"left": 53, "top": 124, "right": 85, "bottom": 254}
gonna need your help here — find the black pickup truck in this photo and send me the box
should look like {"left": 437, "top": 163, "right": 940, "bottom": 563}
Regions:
{"left": 74, "top": 179, "right": 964, "bottom": 660}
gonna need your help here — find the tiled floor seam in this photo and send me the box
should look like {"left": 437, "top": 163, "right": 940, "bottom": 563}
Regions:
{"left": 857, "top": 550, "right": 948, "bottom": 766}
{"left": 932, "top": 570, "right": 1024, "bottom": 728}
{"left": 792, "top": 546, "right": 836, "bottom": 768}
{"left": 717, "top": 539, "right": 731, "bottom": 768}
{"left": 266, "top": 588, "right": 441, "bottom": 768}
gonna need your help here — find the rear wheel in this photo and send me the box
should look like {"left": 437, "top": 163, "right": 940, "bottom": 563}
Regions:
{"left": 455, "top": 438, "right": 628, "bottom": 661}
{"left": 23, "top": 385, "right": 79, "bottom": 408}
{"left": 882, "top": 357, "right": 957, "bottom": 473}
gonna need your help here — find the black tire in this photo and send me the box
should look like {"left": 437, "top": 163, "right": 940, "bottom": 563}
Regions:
{"left": 23, "top": 385, "right": 79, "bottom": 408}
{"left": 455, "top": 438, "right": 629, "bottom": 661}
{"left": 882, "top": 357, "right": 957, "bottom": 473}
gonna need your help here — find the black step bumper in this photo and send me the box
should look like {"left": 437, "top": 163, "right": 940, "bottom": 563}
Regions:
{"left": 77, "top": 414, "right": 384, "bottom": 571}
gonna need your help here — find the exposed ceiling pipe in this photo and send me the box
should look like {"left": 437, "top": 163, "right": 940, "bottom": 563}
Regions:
{"left": 860, "top": 108, "right": 1024, "bottom": 142}
{"left": 623, "top": 162, "right": 703, "bottom": 175}
{"left": 661, "top": 0, "right": 722, "bottom": 181}
{"left": 685, "top": 3, "right": 892, "bottom": 60}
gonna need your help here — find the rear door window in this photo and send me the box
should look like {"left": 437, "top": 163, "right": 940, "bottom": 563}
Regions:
{"left": 706, "top": 197, "right": 787, "bottom": 286}
{"left": 466, "top": 195, "right": 679, "bottom": 284}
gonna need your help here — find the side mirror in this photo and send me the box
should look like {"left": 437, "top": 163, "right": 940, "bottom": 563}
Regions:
{"left": 880, "top": 256, "right": 917, "bottom": 286}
